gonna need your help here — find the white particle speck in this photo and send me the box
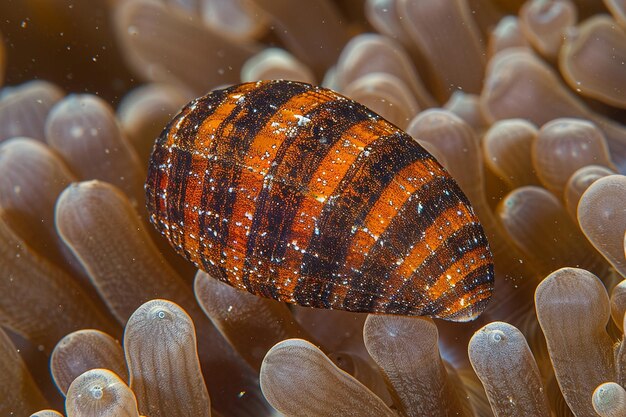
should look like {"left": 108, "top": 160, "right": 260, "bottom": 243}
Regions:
{"left": 295, "top": 114, "right": 311, "bottom": 127}
{"left": 70, "top": 126, "right": 84, "bottom": 138}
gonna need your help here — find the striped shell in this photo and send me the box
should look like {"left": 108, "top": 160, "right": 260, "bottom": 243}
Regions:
{"left": 146, "top": 80, "right": 494, "bottom": 321}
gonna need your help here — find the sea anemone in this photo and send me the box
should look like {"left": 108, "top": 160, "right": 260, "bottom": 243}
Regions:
{"left": 1, "top": 0, "right": 626, "bottom": 416}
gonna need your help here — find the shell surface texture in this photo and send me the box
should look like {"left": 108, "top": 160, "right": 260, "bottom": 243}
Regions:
{"left": 146, "top": 80, "right": 494, "bottom": 321}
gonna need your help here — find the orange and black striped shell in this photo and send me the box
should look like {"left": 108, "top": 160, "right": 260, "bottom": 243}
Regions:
{"left": 146, "top": 80, "right": 494, "bottom": 321}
